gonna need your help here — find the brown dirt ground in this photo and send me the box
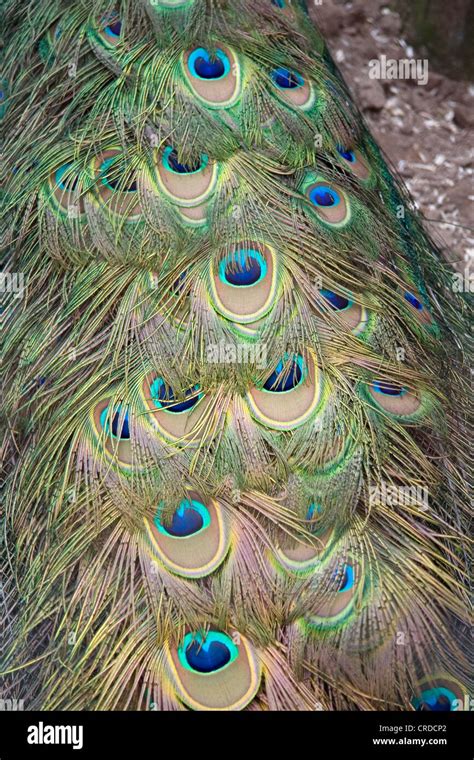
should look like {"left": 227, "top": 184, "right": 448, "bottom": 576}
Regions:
{"left": 310, "top": 0, "right": 473, "bottom": 271}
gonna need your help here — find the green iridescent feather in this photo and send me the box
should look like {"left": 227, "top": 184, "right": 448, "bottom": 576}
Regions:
{"left": 1, "top": 0, "right": 471, "bottom": 712}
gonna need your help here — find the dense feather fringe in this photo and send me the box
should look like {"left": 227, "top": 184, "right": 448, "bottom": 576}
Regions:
{"left": 1, "top": 0, "right": 471, "bottom": 711}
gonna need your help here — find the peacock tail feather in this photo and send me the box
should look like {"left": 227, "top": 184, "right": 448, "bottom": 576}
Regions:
{"left": 1, "top": 0, "right": 471, "bottom": 712}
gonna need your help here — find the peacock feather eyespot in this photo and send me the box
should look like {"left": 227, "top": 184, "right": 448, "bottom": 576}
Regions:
{"left": 320, "top": 289, "right": 353, "bottom": 311}
{"left": 411, "top": 677, "right": 465, "bottom": 712}
{"left": 219, "top": 248, "right": 267, "bottom": 288}
{"left": 100, "top": 404, "right": 131, "bottom": 440}
{"left": 92, "top": 11, "right": 123, "bottom": 50}
{"left": 403, "top": 288, "right": 433, "bottom": 327}
{"left": 188, "top": 48, "right": 230, "bottom": 80}
{"left": 316, "top": 287, "right": 371, "bottom": 335}
{"left": 55, "top": 164, "right": 79, "bottom": 192}
{"left": 141, "top": 372, "right": 210, "bottom": 445}
{"left": 93, "top": 149, "right": 142, "bottom": 218}
{"left": 305, "top": 178, "right": 350, "bottom": 226}
{"left": 38, "top": 22, "right": 62, "bottom": 63}
{"left": 271, "top": 67, "right": 304, "bottom": 90}
{"left": 153, "top": 146, "right": 217, "bottom": 206}
{"left": 337, "top": 146, "right": 356, "bottom": 163}
{"left": 306, "top": 556, "right": 362, "bottom": 628}
{"left": 150, "top": 377, "right": 203, "bottom": 414}
{"left": 154, "top": 499, "right": 210, "bottom": 538}
{"left": 248, "top": 349, "right": 322, "bottom": 430}
{"left": 334, "top": 563, "right": 355, "bottom": 593}
{"left": 165, "top": 629, "right": 261, "bottom": 710}
{"left": 102, "top": 17, "right": 122, "bottom": 41}
{"left": 272, "top": 501, "right": 334, "bottom": 575}
{"left": 163, "top": 146, "right": 208, "bottom": 175}
{"left": 100, "top": 157, "right": 137, "bottom": 193}
{"left": 366, "top": 379, "right": 422, "bottom": 418}
{"left": 414, "top": 688, "right": 454, "bottom": 712}
{"left": 91, "top": 399, "right": 134, "bottom": 467}
{"left": 172, "top": 270, "right": 188, "bottom": 295}
{"left": 404, "top": 291, "right": 423, "bottom": 311}
{"left": 270, "top": 0, "right": 297, "bottom": 17}
{"left": 310, "top": 185, "right": 340, "bottom": 208}
{"left": 182, "top": 45, "right": 241, "bottom": 108}
{"left": 210, "top": 242, "right": 278, "bottom": 324}
{"left": 179, "top": 631, "right": 238, "bottom": 674}
{"left": 304, "top": 503, "right": 331, "bottom": 538}
{"left": 270, "top": 66, "right": 314, "bottom": 110}
{"left": 335, "top": 144, "right": 372, "bottom": 181}
{"left": 49, "top": 162, "right": 85, "bottom": 214}
{"left": 306, "top": 502, "right": 323, "bottom": 522}
{"left": 145, "top": 491, "right": 230, "bottom": 578}
{"left": 371, "top": 381, "right": 407, "bottom": 398}
{"left": 262, "top": 355, "right": 305, "bottom": 393}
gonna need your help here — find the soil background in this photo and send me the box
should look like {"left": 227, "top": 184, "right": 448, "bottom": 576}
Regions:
{"left": 310, "top": 0, "right": 473, "bottom": 269}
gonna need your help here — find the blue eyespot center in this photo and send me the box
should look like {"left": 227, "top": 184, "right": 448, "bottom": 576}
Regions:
{"left": 306, "top": 503, "right": 323, "bottom": 531}
{"left": 372, "top": 381, "right": 407, "bottom": 397}
{"left": 272, "top": 0, "right": 286, "bottom": 6}
{"left": 101, "top": 12, "right": 122, "bottom": 38}
{"left": 404, "top": 291, "right": 423, "bottom": 311}
{"left": 105, "top": 21, "right": 122, "bottom": 37}
{"left": 163, "top": 146, "right": 207, "bottom": 174}
{"left": 195, "top": 56, "right": 224, "bottom": 79}
{"left": 219, "top": 249, "right": 267, "bottom": 287}
{"left": 154, "top": 499, "right": 210, "bottom": 538}
{"left": 337, "top": 146, "right": 356, "bottom": 163}
{"left": 172, "top": 270, "right": 188, "bottom": 295}
{"left": 413, "top": 687, "right": 456, "bottom": 712}
{"left": 188, "top": 48, "right": 230, "bottom": 80}
{"left": 150, "top": 377, "right": 202, "bottom": 413}
{"left": 179, "top": 632, "right": 238, "bottom": 674}
{"left": 100, "top": 405, "right": 130, "bottom": 440}
{"left": 271, "top": 67, "right": 304, "bottom": 89}
{"left": 55, "top": 164, "right": 79, "bottom": 191}
{"left": 306, "top": 503, "right": 322, "bottom": 521}
{"left": 335, "top": 564, "right": 354, "bottom": 593}
{"left": 100, "top": 157, "right": 137, "bottom": 192}
{"left": 310, "top": 185, "right": 341, "bottom": 208}
{"left": 263, "top": 355, "right": 305, "bottom": 393}
{"left": 320, "top": 289, "right": 352, "bottom": 311}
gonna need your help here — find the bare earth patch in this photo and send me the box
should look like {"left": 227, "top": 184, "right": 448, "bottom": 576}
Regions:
{"left": 311, "top": 0, "right": 473, "bottom": 271}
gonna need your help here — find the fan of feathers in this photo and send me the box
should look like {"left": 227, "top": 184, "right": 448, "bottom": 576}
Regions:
{"left": 0, "top": 0, "right": 471, "bottom": 712}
